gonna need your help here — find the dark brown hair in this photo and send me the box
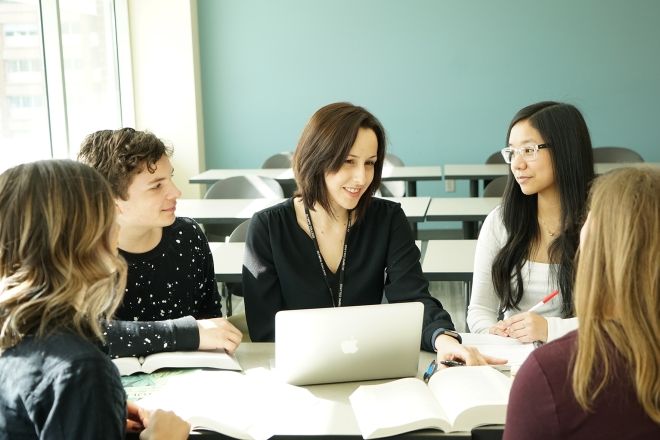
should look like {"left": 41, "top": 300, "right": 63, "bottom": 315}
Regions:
{"left": 492, "top": 101, "right": 594, "bottom": 317}
{"left": 293, "top": 102, "right": 386, "bottom": 221}
{"left": 78, "top": 128, "right": 172, "bottom": 200}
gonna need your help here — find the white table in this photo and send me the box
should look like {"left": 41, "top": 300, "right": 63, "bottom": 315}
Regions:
{"left": 421, "top": 240, "right": 477, "bottom": 282}
{"left": 211, "top": 239, "right": 473, "bottom": 283}
{"left": 177, "top": 197, "right": 431, "bottom": 237}
{"left": 426, "top": 197, "right": 500, "bottom": 238}
{"left": 443, "top": 162, "right": 659, "bottom": 197}
{"left": 422, "top": 239, "right": 478, "bottom": 316}
{"left": 189, "top": 166, "right": 442, "bottom": 196}
{"left": 126, "top": 343, "right": 503, "bottom": 439}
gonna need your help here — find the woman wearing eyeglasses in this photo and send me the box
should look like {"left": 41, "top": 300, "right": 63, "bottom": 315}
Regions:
{"left": 467, "top": 101, "right": 595, "bottom": 343}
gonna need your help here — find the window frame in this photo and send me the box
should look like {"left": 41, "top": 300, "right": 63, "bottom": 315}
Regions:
{"left": 38, "top": 0, "right": 133, "bottom": 159}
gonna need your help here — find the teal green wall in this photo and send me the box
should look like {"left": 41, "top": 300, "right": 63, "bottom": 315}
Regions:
{"left": 197, "top": 0, "right": 660, "bottom": 197}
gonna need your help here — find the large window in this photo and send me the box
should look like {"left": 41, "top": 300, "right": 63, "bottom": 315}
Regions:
{"left": 0, "top": 2, "right": 49, "bottom": 168}
{"left": 0, "top": 0, "right": 131, "bottom": 172}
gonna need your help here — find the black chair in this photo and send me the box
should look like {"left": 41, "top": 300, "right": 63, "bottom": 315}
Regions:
{"left": 592, "top": 146, "right": 644, "bottom": 163}
{"left": 261, "top": 151, "right": 296, "bottom": 197}
{"left": 203, "top": 176, "right": 283, "bottom": 242}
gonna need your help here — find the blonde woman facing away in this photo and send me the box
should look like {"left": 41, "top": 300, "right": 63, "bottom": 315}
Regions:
{"left": 0, "top": 160, "right": 190, "bottom": 440}
{"left": 504, "top": 167, "right": 660, "bottom": 439}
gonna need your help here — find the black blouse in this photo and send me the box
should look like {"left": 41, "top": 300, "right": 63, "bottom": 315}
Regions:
{"left": 243, "top": 197, "right": 455, "bottom": 351}
{"left": 0, "top": 332, "right": 126, "bottom": 439}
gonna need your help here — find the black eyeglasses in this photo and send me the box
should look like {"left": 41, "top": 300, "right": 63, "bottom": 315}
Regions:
{"left": 500, "top": 144, "right": 551, "bottom": 164}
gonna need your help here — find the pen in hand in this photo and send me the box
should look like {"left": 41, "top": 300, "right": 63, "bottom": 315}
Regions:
{"left": 527, "top": 289, "right": 559, "bottom": 313}
{"left": 423, "top": 360, "right": 437, "bottom": 383}
{"left": 440, "top": 359, "right": 466, "bottom": 368}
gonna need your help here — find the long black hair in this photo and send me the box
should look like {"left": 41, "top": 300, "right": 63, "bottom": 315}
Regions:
{"left": 492, "top": 101, "right": 595, "bottom": 317}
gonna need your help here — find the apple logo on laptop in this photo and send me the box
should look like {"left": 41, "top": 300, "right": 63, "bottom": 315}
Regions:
{"left": 341, "top": 337, "right": 359, "bottom": 354}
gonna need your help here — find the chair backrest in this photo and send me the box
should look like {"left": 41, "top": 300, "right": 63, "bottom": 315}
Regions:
{"left": 203, "top": 176, "right": 283, "bottom": 242}
{"left": 482, "top": 151, "right": 506, "bottom": 192}
{"left": 592, "top": 146, "right": 644, "bottom": 163}
{"left": 485, "top": 151, "right": 505, "bottom": 164}
{"left": 204, "top": 175, "right": 284, "bottom": 199}
{"left": 261, "top": 151, "right": 294, "bottom": 168}
{"left": 483, "top": 175, "right": 508, "bottom": 197}
{"left": 261, "top": 152, "right": 296, "bottom": 197}
{"left": 228, "top": 219, "right": 250, "bottom": 243}
{"left": 379, "top": 153, "right": 406, "bottom": 197}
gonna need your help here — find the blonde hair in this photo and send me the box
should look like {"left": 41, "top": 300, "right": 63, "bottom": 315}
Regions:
{"left": 572, "top": 166, "right": 660, "bottom": 422}
{"left": 0, "top": 160, "right": 127, "bottom": 349}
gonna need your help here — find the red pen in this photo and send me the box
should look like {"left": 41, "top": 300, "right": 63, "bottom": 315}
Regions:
{"left": 528, "top": 289, "right": 559, "bottom": 313}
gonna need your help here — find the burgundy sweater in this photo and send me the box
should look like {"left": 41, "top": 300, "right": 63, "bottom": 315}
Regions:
{"left": 504, "top": 330, "right": 659, "bottom": 439}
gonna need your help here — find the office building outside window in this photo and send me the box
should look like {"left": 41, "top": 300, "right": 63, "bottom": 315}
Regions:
{"left": 0, "top": 0, "right": 130, "bottom": 172}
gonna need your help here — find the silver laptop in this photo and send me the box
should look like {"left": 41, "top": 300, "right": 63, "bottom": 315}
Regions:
{"left": 275, "top": 302, "right": 424, "bottom": 385}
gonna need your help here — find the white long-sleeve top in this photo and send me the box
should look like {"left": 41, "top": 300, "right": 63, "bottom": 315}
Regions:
{"left": 467, "top": 206, "right": 577, "bottom": 341}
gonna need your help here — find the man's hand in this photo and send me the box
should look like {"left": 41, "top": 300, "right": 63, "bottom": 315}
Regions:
{"left": 197, "top": 317, "right": 243, "bottom": 353}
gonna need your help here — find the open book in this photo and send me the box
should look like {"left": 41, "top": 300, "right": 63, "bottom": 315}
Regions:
{"left": 112, "top": 350, "right": 242, "bottom": 376}
{"left": 137, "top": 369, "right": 328, "bottom": 440}
{"left": 349, "top": 366, "right": 512, "bottom": 437}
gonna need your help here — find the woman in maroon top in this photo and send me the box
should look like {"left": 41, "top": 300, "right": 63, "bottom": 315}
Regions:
{"left": 504, "top": 167, "right": 660, "bottom": 439}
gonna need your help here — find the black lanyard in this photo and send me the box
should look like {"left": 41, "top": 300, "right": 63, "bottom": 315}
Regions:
{"left": 304, "top": 206, "right": 351, "bottom": 307}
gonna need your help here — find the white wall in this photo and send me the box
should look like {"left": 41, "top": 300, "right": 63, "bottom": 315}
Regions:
{"left": 128, "top": 0, "right": 205, "bottom": 198}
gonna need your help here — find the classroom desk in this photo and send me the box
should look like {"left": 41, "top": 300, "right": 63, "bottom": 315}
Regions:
{"left": 443, "top": 162, "right": 660, "bottom": 197}
{"left": 189, "top": 166, "right": 443, "bottom": 197}
{"left": 177, "top": 197, "right": 431, "bottom": 224}
{"left": 126, "top": 343, "right": 503, "bottom": 440}
{"left": 213, "top": 240, "right": 424, "bottom": 316}
{"left": 421, "top": 240, "right": 477, "bottom": 283}
{"left": 177, "top": 197, "right": 430, "bottom": 237}
{"left": 426, "top": 198, "right": 500, "bottom": 239}
{"left": 211, "top": 239, "right": 476, "bottom": 284}
{"left": 421, "top": 240, "right": 478, "bottom": 314}
{"left": 212, "top": 239, "right": 477, "bottom": 316}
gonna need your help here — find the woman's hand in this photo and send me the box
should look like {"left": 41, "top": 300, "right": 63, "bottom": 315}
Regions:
{"left": 501, "top": 312, "right": 548, "bottom": 343}
{"left": 434, "top": 334, "right": 507, "bottom": 366}
{"left": 488, "top": 320, "right": 510, "bottom": 337}
{"left": 138, "top": 407, "right": 191, "bottom": 440}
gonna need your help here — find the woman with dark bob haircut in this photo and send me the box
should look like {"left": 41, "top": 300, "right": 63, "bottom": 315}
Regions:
{"left": 243, "top": 102, "right": 503, "bottom": 365}
{"left": 468, "top": 101, "right": 595, "bottom": 343}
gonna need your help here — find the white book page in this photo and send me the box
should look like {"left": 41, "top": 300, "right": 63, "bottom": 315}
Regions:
{"left": 138, "top": 370, "right": 271, "bottom": 440}
{"left": 140, "top": 350, "right": 242, "bottom": 374}
{"left": 138, "top": 369, "right": 328, "bottom": 440}
{"left": 112, "top": 356, "right": 142, "bottom": 376}
{"left": 427, "top": 366, "right": 511, "bottom": 430}
{"left": 350, "top": 378, "right": 450, "bottom": 438}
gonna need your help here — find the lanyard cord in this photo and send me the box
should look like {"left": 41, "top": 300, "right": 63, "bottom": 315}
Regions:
{"left": 304, "top": 206, "right": 351, "bottom": 307}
